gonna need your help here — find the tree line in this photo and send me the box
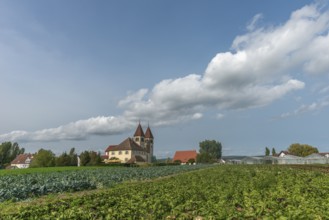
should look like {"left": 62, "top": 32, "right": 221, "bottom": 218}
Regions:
{"left": 30, "top": 148, "right": 103, "bottom": 168}
{"left": 265, "top": 143, "right": 319, "bottom": 157}
{"left": 0, "top": 142, "right": 25, "bottom": 168}
{"left": 0, "top": 142, "right": 103, "bottom": 168}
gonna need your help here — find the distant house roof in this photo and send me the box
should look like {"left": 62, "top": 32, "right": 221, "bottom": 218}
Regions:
{"left": 127, "top": 155, "right": 146, "bottom": 164}
{"left": 145, "top": 126, "right": 154, "bottom": 139}
{"left": 11, "top": 154, "right": 33, "bottom": 165}
{"left": 173, "top": 150, "right": 197, "bottom": 163}
{"left": 105, "top": 138, "right": 146, "bottom": 152}
{"left": 105, "top": 145, "right": 117, "bottom": 152}
{"left": 277, "top": 151, "right": 292, "bottom": 157}
{"left": 319, "top": 152, "right": 329, "bottom": 157}
{"left": 133, "top": 123, "right": 145, "bottom": 137}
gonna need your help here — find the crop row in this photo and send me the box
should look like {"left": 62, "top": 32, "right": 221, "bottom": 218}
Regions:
{"left": 2, "top": 165, "right": 329, "bottom": 219}
{"left": 0, "top": 165, "right": 210, "bottom": 202}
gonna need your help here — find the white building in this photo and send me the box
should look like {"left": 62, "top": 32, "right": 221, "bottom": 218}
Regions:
{"left": 10, "top": 154, "right": 33, "bottom": 169}
{"left": 104, "top": 123, "right": 154, "bottom": 163}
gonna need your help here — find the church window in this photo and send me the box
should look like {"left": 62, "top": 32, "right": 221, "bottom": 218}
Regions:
{"left": 119, "top": 151, "right": 122, "bottom": 155}
{"left": 111, "top": 152, "right": 115, "bottom": 155}
{"left": 135, "top": 137, "right": 139, "bottom": 141}
{"left": 141, "top": 137, "right": 144, "bottom": 142}
{"left": 125, "top": 150, "right": 129, "bottom": 154}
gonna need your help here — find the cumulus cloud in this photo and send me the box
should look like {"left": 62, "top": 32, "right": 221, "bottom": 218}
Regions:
{"left": 2, "top": 2, "right": 329, "bottom": 143}
{"left": 120, "top": 3, "right": 329, "bottom": 124}
{"left": 0, "top": 116, "right": 133, "bottom": 142}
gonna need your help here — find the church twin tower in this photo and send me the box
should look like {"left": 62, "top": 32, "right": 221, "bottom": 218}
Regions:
{"left": 133, "top": 123, "right": 154, "bottom": 162}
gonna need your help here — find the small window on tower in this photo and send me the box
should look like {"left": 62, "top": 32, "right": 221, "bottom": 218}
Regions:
{"left": 125, "top": 150, "right": 129, "bottom": 154}
{"left": 141, "top": 137, "right": 144, "bottom": 142}
{"left": 135, "top": 137, "right": 139, "bottom": 142}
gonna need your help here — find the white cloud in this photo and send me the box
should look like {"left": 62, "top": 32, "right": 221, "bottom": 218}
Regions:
{"left": 247, "top": 13, "right": 263, "bottom": 31}
{"left": 279, "top": 99, "right": 329, "bottom": 118}
{"left": 2, "top": 2, "right": 329, "bottom": 143}
{"left": 0, "top": 116, "right": 133, "bottom": 142}
{"left": 120, "top": 3, "right": 329, "bottom": 125}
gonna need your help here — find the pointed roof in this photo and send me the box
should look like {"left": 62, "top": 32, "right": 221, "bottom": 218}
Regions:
{"left": 11, "top": 154, "right": 33, "bottom": 165}
{"left": 133, "top": 123, "right": 145, "bottom": 137}
{"left": 145, "top": 126, "right": 154, "bottom": 139}
{"left": 106, "top": 138, "right": 146, "bottom": 152}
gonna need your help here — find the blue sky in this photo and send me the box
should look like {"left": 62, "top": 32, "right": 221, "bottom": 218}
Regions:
{"left": 1, "top": 0, "right": 329, "bottom": 158}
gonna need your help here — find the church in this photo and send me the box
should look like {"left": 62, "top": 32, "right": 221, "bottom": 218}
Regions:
{"left": 104, "top": 123, "right": 154, "bottom": 163}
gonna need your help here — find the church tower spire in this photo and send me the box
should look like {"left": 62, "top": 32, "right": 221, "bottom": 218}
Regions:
{"left": 133, "top": 122, "right": 145, "bottom": 148}
{"left": 145, "top": 125, "right": 154, "bottom": 163}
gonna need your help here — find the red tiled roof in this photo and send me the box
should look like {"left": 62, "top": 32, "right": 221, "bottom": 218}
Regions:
{"left": 145, "top": 126, "right": 154, "bottom": 139}
{"left": 133, "top": 123, "right": 145, "bottom": 137}
{"left": 11, "top": 154, "right": 33, "bottom": 165}
{"left": 105, "top": 145, "right": 117, "bottom": 152}
{"left": 106, "top": 138, "right": 146, "bottom": 152}
{"left": 173, "top": 150, "right": 197, "bottom": 163}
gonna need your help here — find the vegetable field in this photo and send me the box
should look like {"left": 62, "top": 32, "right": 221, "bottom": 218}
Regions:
{"left": 1, "top": 165, "right": 329, "bottom": 219}
{"left": 0, "top": 165, "right": 209, "bottom": 202}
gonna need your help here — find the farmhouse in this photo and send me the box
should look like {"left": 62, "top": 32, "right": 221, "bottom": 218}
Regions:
{"left": 173, "top": 150, "right": 197, "bottom": 164}
{"left": 104, "top": 123, "right": 154, "bottom": 163}
{"left": 10, "top": 153, "right": 34, "bottom": 169}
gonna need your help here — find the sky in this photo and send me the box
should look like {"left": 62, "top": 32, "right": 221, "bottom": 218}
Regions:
{"left": 1, "top": 0, "right": 329, "bottom": 158}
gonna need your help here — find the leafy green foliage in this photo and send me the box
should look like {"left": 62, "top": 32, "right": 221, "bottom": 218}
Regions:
{"left": 0, "top": 142, "right": 25, "bottom": 168}
{"left": 197, "top": 140, "right": 222, "bottom": 163}
{"left": 56, "top": 148, "right": 78, "bottom": 166}
{"left": 79, "top": 150, "right": 102, "bottom": 166}
{"left": 265, "top": 147, "right": 270, "bottom": 156}
{"left": 0, "top": 165, "right": 210, "bottom": 202}
{"left": 272, "top": 147, "right": 277, "bottom": 156}
{"left": 30, "top": 149, "right": 55, "bottom": 168}
{"left": 288, "top": 143, "right": 319, "bottom": 157}
{"left": 2, "top": 165, "right": 329, "bottom": 219}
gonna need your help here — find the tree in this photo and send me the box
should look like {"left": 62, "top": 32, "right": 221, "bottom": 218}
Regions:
{"left": 56, "top": 148, "right": 78, "bottom": 167}
{"left": 88, "top": 151, "right": 102, "bottom": 166}
{"left": 30, "top": 148, "right": 55, "bottom": 168}
{"left": 288, "top": 143, "right": 319, "bottom": 157}
{"left": 79, "top": 151, "right": 102, "bottom": 166}
{"left": 69, "top": 148, "right": 78, "bottom": 166}
{"left": 56, "top": 152, "right": 71, "bottom": 166}
{"left": 79, "top": 151, "right": 90, "bottom": 166}
{"left": 265, "top": 147, "right": 270, "bottom": 156}
{"left": 0, "top": 142, "right": 25, "bottom": 168}
{"left": 272, "top": 148, "right": 277, "bottom": 156}
{"left": 197, "top": 140, "right": 222, "bottom": 163}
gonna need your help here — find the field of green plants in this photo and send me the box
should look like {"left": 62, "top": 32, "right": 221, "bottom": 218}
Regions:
{"left": 1, "top": 165, "right": 329, "bottom": 219}
{"left": 0, "top": 165, "right": 209, "bottom": 202}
